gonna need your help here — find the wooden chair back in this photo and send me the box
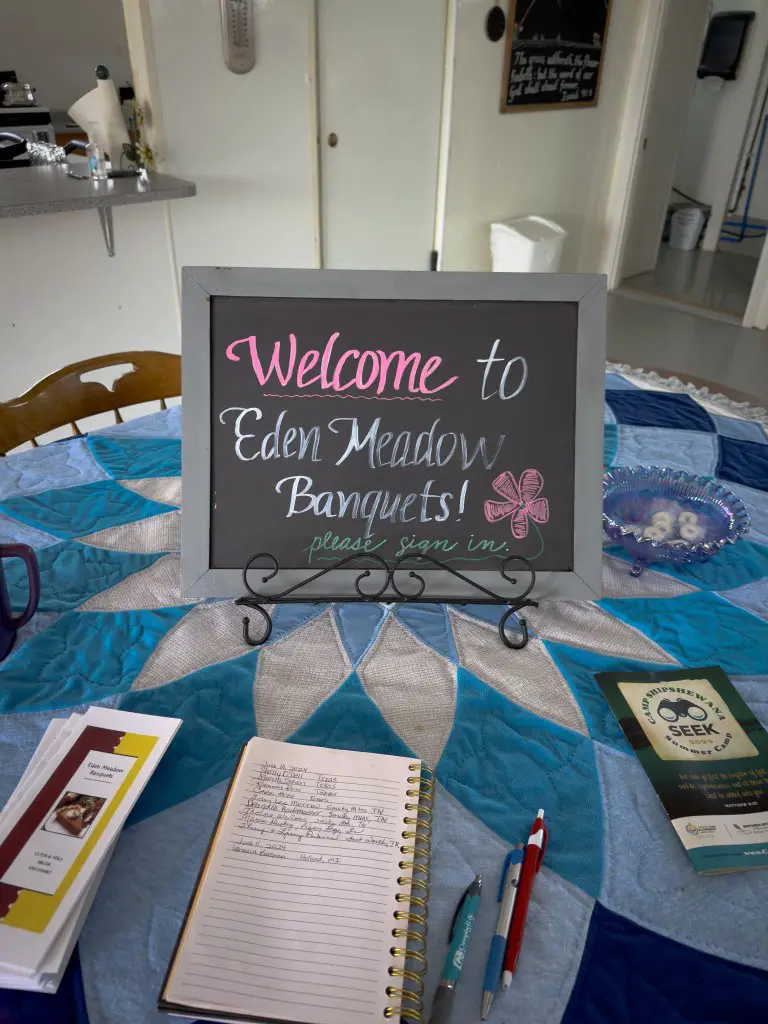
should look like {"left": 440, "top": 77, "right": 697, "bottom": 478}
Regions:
{"left": 0, "top": 351, "right": 181, "bottom": 455}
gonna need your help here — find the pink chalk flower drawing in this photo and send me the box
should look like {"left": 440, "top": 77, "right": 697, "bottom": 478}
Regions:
{"left": 484, "top": 469, "right": 549, "bottom": 539}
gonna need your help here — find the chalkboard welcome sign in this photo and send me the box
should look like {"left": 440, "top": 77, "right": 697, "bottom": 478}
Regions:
{"left": 181, "top": 269, "right": 605, "bottom": 603}
{"left": 501, "top": 0, "right": 613, "bottom": 113}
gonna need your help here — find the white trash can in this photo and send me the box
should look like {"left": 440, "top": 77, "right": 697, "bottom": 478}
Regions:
{"left": 490, "top": 215, "right": 567, "bottom": 272}
{"left": 669, "top": 206, "right": 707, "bottom": 251}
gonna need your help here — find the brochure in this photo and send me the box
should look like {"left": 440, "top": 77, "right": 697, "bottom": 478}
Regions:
{"left": 596, "top": 665, "right": 768, "bottom": 874}
{"left": 0, "top": 706, "right": 181, "bottom": 983}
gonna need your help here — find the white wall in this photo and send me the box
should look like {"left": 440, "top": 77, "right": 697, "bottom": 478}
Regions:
{"left": 737, "top": 121, "right": 768, "bottom": 224}
{"left": 732, "top": 34, "right": 768, "bottom": 222}
{"left": 441, "top": 0, "right": 645, "bottom": 272}
{"left": 0, "top": 205, "right": 180, "bottom": 402}
{"left": 147, "top": 0, "right": 316, "bottom": 271}
{"left": 0, "top": 0, "right": 133, "bottom": 111}
{"left": 674, "top": 80, "right": 727, "bottom": 202}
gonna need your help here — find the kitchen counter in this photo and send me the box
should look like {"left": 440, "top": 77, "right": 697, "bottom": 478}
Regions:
{"left": 0, "top": 164, "right": 195, "bottom": 218}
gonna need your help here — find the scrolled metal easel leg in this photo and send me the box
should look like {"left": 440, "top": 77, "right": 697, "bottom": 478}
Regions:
{"left": 498, "top": 606, "right": 531, "bottom": 650}
{"left": 236, "top": 599, "right": 273, "bottom": 646}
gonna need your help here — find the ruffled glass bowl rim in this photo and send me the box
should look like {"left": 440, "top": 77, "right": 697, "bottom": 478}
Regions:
{"left": 602, "top": 466, "right": 751, "bottom": 555}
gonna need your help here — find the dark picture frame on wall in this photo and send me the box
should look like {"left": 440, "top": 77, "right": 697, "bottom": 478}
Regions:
{"left": 500, "top": 0, "right": 613, "bottom": 113}
{"left": 180, "top": 269, "right": 605, "bottom": 606}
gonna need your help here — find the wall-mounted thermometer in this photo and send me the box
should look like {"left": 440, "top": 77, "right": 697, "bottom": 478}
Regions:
{"left": 220, "top": 0, "right": 255, "bottom": 74}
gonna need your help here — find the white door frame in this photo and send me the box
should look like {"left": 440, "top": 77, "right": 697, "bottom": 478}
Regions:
{"left": 432, "top": 0, "right": 458, "bottom": 271}
{"left": 121, "top": 0, "right": 182, "bottom": 321}
{"left": 744, "top": 234, "right": 768, "bottom": 327}
{"left": 602, "top": 0, "right": 669, "bottom": 290}
{"left": 309, "top": 0, "right": 323, "bottom": 269}
{"left": 742, "top": 41, "right": 768, "bottom": 329}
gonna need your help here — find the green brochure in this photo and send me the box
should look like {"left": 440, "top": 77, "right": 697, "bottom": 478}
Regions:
{"left": 596, "top": 665, "right": 768, "bottom": 874}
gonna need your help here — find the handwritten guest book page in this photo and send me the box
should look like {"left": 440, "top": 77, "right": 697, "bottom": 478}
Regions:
{"left": 161, "top": 738, "right": 418, "bottom": 1024}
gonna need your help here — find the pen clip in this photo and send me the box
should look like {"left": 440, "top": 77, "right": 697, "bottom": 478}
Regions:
{"left": 448, "top": 883, "right": 471, "bottom": 942}
{"left": 497, "top": 846, "right": 523, "bottom": 901}
{"left": 535, "top": 822, "right": 549, "bottom": 872}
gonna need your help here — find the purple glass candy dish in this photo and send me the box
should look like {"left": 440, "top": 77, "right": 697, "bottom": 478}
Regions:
{"left": 603, "top": 467, "right": 750, "bottom": 577}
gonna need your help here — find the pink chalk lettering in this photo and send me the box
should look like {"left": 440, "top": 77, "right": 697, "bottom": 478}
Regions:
{"left": 355, "top": 351, "right": 379, "bottom": 390}
{"left": 418, "top": 355, "right": 458, "bottom": 394}
{"left": 227, "top": 332, "right": 458, "bottom": 396}
{"left": 296, "top": 350, "right": 321, "bottom": 388}
{"left": 320, "top": 332, "right": 340, "bottom": 389}
{"left": 225, "top": 334, "right": 297, "bottom": 387}
{"left": 331, "top": 349, "right": 360, "bottom": 390}
{"left": 389, "top": 351, "right": 421, "bottom": 392}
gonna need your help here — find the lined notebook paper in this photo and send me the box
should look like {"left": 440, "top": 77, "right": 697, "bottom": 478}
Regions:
{"left": 160, "top": 738, "right": 423, "bottom": 1024}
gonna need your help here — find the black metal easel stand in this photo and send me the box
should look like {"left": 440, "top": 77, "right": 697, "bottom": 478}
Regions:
{"left": 235, "top": 552, "right": 538, "bottom": 650}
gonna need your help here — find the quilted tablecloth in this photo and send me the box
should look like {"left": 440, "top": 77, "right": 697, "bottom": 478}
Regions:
{"left": 1, "top": 366, "right": 768, "bottom": 1024}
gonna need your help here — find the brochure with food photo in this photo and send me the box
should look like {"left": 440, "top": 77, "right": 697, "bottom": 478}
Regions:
{"left": 0, "top": 706, "right": 181, "bottom": 982}
{"left": 596, "top": 666, "right": 768, "bottom": 874}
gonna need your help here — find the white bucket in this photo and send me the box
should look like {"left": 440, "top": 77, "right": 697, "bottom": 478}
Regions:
{"left": 490, "top": 215, "right": 567, "bottom": 272}
{"left": 669, "top": 207, "right": 707, "bottom": 251}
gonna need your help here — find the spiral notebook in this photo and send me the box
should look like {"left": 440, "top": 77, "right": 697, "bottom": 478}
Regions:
{"left": 159, "top": 737, "right": 433, "bottom": 1024}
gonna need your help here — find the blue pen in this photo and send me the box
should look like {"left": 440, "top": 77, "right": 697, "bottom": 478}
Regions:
{"left": 480, "top": 845, "right": 524, "bottom": 1020}
{"left": 428, "top": 874, "right": 482, "bottom": 1024}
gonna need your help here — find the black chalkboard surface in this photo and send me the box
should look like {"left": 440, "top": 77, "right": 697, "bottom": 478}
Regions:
{"left": 181, "top": 269, "right": 605, "bottom": 603}
{"left": 501, "top": 0, "right": 612, "bottom": 112}
{"left": 210, "top": 296, "right": 576, "bottom": 573}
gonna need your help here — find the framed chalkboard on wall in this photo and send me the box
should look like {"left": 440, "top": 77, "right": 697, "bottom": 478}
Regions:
{"left": 181, "top": 269, "right": 605, "bottom": 603}
{"left": 501, "top": 0, "right": 613, "bottom": 113}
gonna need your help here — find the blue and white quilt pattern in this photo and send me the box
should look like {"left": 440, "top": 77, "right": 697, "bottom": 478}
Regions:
{"left": 1, "top": 378, "right": 767, "bottom": 1024}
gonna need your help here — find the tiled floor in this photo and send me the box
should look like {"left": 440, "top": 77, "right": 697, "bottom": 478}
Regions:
{"left": 617, "top": 243, "right": 762, "bottom": 322}
{"left": 607, "top": 292, "right": 768, "bottom": 407}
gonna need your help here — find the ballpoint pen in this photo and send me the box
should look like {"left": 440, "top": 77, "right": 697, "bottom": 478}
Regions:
{"left": 481, "top": 844, "right": 524, "bottom": 1019}
{"left": 428, "top": 874, "right": 482, "bottom": 1024}
{"left": 502, "top": 809, "right": 547, "bottom": 991}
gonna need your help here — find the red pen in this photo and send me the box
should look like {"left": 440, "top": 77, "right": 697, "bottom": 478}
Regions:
{"left": 502, "top": 808, "right": 547, "bottom": 990}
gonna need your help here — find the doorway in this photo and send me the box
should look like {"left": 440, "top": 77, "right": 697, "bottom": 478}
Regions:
{"left": 316, "top": 0, "right": 448, "bottom": 270}
{"left": 613, "top": 0, "right": 768, "bottom": 328}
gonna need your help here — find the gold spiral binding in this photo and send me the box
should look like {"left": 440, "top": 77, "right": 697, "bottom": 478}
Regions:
{"left": 384, "top": 763, "right": 434, "bottom": 1022}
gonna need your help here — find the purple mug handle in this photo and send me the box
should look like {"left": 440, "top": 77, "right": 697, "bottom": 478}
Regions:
{"left": 2, "top": 544, "right": 41, "bottom": 628}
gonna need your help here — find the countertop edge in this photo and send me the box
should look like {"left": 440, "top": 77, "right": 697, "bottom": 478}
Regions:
{"left": 0, "top": 178, "right": 196, "bottom": 218}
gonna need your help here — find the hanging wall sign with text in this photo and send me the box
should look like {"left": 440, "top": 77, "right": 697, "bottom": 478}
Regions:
{"left": 181, "top": 269, "right": 605, "bottom": 601}
{"left": 501, "top": 0, "right": 613, "bottom": 113}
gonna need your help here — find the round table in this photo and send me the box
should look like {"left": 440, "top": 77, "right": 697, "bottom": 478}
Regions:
{"left": 1, "top": 366, "right": 767, "bottom": 1024}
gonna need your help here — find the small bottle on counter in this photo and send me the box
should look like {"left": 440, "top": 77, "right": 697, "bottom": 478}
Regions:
{"left": 86, "top": 139, "right": 108, "bottom": 180}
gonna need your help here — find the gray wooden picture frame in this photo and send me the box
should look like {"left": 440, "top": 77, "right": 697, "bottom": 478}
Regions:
{"left": 181, "top": 268, "right": 606, "bottom": 602}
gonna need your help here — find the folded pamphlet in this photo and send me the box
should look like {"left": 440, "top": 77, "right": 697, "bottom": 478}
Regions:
{"left": 597, "top": 665, "right": 768, "bottom": 874}
{"left": 0, "top": 706, "right": 181, "bottom": 991}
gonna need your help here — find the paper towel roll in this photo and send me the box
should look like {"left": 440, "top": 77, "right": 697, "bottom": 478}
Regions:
{"left": 68, "top": 78, "right": 129, "bottom": 162}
